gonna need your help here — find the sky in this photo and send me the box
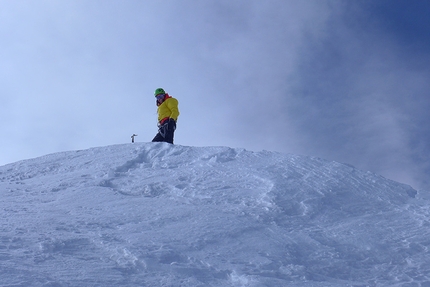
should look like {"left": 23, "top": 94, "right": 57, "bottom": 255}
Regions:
{"left": 1, "top": 0, "right": 430, "bottom": 191}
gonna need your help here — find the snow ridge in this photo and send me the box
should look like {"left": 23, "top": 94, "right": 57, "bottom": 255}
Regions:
{"left": 0, "top": 143, "right": 429, "bottom": 286}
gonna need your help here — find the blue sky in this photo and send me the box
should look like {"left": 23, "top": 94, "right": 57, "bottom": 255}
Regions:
{"left": 1, "top": 0, "right": 429, "bottom": 191}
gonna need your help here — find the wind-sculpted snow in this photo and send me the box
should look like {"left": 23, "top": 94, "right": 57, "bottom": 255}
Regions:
{"left": 0, "top": 143, "right": 429, "bottom": 286}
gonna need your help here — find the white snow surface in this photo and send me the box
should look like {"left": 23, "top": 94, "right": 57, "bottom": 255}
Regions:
{"left": 0, "top": 143, "right": 429, "bottom": 287}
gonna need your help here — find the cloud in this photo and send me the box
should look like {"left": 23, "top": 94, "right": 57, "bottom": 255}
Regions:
{"left": 1, "top": 0, "right": 429, "bottom": 190}
{"left": 158, "top": 0, "right": 333, "bottom": 150}
{"left": 280, "top": 2, "right": 430, "bottom": 190}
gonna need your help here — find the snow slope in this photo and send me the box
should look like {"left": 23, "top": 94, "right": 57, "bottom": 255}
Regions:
{"left": 0, "top": 143, "right": 429, "bottom": 287}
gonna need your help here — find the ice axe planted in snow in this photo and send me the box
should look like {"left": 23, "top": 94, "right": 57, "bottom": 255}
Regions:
{"left": 131, "top": 134, "right": 138, "bottom": 143}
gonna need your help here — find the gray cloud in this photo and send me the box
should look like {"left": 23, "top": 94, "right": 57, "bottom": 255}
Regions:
{"left": 282, "top": 2, "right": 430, "bottom": 189}
{"left": 1, "top": 0, "right": 429, "bottom": 190}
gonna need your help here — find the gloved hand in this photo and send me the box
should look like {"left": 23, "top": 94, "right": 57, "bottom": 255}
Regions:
{"left": 167, "top": 118, "right": 176, "bottom": 131}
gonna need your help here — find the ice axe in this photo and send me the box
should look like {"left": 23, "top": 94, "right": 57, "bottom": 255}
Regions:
{"left": 131, "top": 134, "right": 138, "bottom": 143}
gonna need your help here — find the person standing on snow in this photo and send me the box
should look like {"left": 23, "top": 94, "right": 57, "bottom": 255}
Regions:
{"left": 152, "top": 88, "right": 180, "bottom": 144}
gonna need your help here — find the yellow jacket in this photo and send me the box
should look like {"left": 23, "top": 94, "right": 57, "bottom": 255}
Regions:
{"left": 157, "top": 97, "right": 180, "bottom": 122}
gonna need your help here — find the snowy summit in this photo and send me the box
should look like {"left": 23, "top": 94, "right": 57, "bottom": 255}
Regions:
{"left": 0, "top": 143, "right": 429, "bottom": 286}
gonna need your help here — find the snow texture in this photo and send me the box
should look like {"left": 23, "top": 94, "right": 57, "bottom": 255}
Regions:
{"left": 0, "top": 142, "right": 429, "bottom": 287}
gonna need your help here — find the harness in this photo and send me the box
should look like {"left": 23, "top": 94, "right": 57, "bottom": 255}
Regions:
{"left": 159, "top": 117, "right": 170, "bottom": 126}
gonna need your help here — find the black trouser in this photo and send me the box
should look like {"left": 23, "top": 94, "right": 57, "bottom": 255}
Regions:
{"left": 152, "top": 119, "right": 176, "bottom": 144}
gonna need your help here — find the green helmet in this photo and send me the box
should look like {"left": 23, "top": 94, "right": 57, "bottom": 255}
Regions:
{"left": 154, "top": 88, "right": 165, "bottom": 96}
